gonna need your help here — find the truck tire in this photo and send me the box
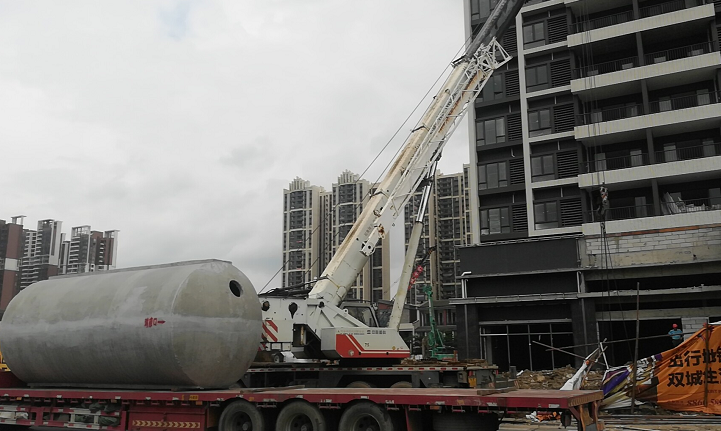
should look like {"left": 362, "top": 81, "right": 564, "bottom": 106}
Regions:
{"left": 219, "top": 400, "right": 264, "bottom": 431}
{"left": 346, "top": 381, "right": 375, "bottom": 388}
{"left": 338, "top": 402, "right": 394, "bottom": 431}
{"left": 276, "top": 401, "right": 326, "bottom": 431}
{"left": 390, "top": 381, "right": 412, "bottom": 388}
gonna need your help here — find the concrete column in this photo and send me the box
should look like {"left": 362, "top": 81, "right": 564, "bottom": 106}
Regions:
{"left": 711, "top": 20, "right": 720, "bottom": 53}
{"left": 456, "top": 303, "right": 481, "bottom": 360}
{"left": 651, "top": 178, "right": 661, "bottom": 217}
{"left": 632, "top": 0, "right": 640, "bottom": 20}
{"left": 570, "top": 298, "right": 598, "bottom": 367}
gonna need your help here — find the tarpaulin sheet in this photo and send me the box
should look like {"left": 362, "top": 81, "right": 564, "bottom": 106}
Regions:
{"left": 602, "top": 324, "right": 721, "bottom": 413}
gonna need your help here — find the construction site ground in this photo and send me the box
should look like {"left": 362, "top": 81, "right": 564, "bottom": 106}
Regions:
{"left": 498, "top": 366, "right": 720, "bottom": 430}
{"left": 499, "top": 420, "right": 721, "bottom": 431}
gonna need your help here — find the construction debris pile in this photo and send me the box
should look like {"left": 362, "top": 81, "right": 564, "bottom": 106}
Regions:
{"left": 505, "top": 365, "right": 603, "bottom": 390}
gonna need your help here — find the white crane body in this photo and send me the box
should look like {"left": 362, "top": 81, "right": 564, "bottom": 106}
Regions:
{"left": 261, "top": 0, "right": 522, "bottom": 360}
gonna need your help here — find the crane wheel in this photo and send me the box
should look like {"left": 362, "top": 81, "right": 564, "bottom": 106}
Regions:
{"left": 390, "top": 381, "right": 412, "bottom": 388}
{"left": 338, "top": 401, "right": 394, "bottom": 431}
{"left": 219, "top": 400, "right": 264, "bottom": 431}
{"left": 275, "top": 401, "right": 326, "bottom": 431}
{"left": 346, "top": 381, "right": 375, "bottom": 388}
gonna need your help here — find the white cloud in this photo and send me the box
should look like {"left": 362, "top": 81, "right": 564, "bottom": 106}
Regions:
{"left": 0, "top": 0, "right": 468, "bottom": 291}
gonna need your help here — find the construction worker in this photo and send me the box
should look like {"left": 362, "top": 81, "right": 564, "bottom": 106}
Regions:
{"left": 668, "top": 324, "right": 683, "bottom": 347}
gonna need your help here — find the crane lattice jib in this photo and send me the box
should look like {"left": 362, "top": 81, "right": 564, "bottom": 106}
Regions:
{"left": 309, "top": 39, "right": 511, "bottom": 305}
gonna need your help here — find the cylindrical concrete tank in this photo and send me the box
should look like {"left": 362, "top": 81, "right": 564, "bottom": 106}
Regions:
{"left": 0, "top": 260, "right": 261, "bottom": 389}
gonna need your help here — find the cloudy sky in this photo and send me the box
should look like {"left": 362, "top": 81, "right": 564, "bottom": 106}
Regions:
{"left": 0, "top": 1, "right": 472, "bottom": 293}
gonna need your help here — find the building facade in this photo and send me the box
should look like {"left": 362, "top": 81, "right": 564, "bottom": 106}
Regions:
{"left": 59, "top": 227, "right": 119, "bottom": 274}
{"left": 281, "top": 178, "right": 325, "bottom": 289}
{"left": 455, "top": 0, "right": 721, "bottom": 371}
{"left": 0, "top": 217, "right": 25, "bottom": 313}
{"left": 281, "top": 172, "right": 392, "bottom": 301}
{"left": 403, "top": 167, "right": 472, "bottom": 303}
{"left": 20, "top": 219, "right": 63, "bottom": 290}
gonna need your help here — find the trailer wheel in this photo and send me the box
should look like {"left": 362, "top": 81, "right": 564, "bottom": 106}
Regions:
{"left": 276, "top": 401, "right": 326, "bottom": 431}
{"left": 338, "top": 401, "right": 393, "bottom": 431}
{"left": 219, "top": 400, "right": 264, "bottom": 431}
{"left": 390, "top": 381, "right": 412, "bottom": 388}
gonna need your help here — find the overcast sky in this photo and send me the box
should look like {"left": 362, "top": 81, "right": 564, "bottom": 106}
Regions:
{"left": 0, "top": 1, "right": 471, "bottom": 293}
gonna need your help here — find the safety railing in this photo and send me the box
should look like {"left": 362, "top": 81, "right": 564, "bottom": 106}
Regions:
{"left": 649, "top": 91, "right": 719, "bottom": 113}
{"left": 639, "top": 0, "right": 705, "bottom": 18}
{"left": 587, "top": 204, "right": 655, "bottom": 222}
{"left": 571, "top": 0, "right": 707, "bottom": 34}
{"left": 655, "top": 142, "right": 721, "bottom": 162}
{"left": 644, "top": 42, "right": 714, "bottom": 64}
{"left": 572, "top": 56, "right": 639, "bottom": 79}
{"left": 576, "top": 104, "right": 643, "bottom": 125}
{"left": 582, "top": 153, "right": 650, "bottom": 173}
{"left": 662, "top": 197, "right": 721, "bottom": 214}
{"left": 570, "top": 10, "right": 633, "bottom": 33}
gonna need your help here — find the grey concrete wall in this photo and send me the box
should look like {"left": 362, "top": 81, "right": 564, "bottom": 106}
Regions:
{"left": 580, "top": 223, "right": 721, "bottom": 269}
{"left": 681, "top": 316, "right": 708, "bottom": 340}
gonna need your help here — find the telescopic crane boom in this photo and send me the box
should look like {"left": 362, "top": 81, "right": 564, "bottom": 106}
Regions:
{"left": 261, "top": 0, "right": 525, "bottom": 361}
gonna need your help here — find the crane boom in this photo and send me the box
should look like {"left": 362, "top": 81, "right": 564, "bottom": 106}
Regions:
{"left": 309, "top": 39, "right": 511, "bottom": 306}
{"left": 261, "top": 0, "right": 526, "bottom": 361}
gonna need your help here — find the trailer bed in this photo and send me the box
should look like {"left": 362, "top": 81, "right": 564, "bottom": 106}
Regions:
{"left": 0, "top": 386, "right": 601, "bottom": 410}
{"left": 0, "top": 377, "right": 604, "bottom": 431}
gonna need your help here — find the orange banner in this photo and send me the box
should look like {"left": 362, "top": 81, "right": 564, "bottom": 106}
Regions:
{"left": 603, "top": 324, "right": 721, "bottom": 414}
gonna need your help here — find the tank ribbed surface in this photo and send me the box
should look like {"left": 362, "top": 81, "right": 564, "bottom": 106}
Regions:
{"left": 0, "top": 260, "right": 261, "bottom": 389}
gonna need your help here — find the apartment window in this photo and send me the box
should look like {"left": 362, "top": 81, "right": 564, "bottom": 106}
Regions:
{"left": 480, "top": 207, "right": 510, "bottom": 235}
{"left": 480, "top": 74, "right": 504, "bottom": 101}
{"left": 531, "top": 154, "right": 554, "bottom": 181}
{"left": 523, "top": 22, "right": 545, "bottom": 48}
{"left": 630, "top": 149, "right": 643, "bottom": 167}
{"left": 528, "top": 109, "right": 551, "bottom": 136}
{"left": 659, "top": 96, "right": 672, "bottom": 112}
{"left": 534, "top": 201, "right": 558, "bottom": 230}
{"left": 476, "top": 117, "right": 506, "bottom": 146}
{"left": 525, "top": 65, "right": 548, "bottom": 90}
{"left": 478, "top": 161, "right": 508, "bottom": 190}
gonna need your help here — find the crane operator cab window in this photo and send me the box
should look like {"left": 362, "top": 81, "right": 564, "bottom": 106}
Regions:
{"left": 343, "top": 304, "right": 378, "bottom": 327}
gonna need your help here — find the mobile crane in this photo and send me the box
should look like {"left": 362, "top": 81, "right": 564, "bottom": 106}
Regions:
{"left": 259, "top": 0, "right": 523, "bottom": 366}
{"left": 0, "top": 2, "right": 606, "bottom": 429}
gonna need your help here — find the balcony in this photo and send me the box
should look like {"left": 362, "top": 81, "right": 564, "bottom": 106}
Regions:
{"left": 586, "top": 203, "right": 654, "bottom": 223}
{"left": 570, "top": 10, "right": 633, "bottom": 34}
{"left": 575, "top": 92, "right": 721, "bottom": 142}
{"left": 571, "top": 43, "right": 720, "bottom": 99}
{"left": 586, "top": 197, "right": 720, "bottom": 224}
{"left": 582, "top": 152, "right": 650, "bottom": 173}
{"left": 567, "top": 0, "right": 713, "bottom": 47}
{"left": 577, "top": 103, "right": 643, "bottom": 126}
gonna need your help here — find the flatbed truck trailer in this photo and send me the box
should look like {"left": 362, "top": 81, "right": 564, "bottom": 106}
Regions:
{"left": 0, "top": 374, "right": 603, "bottom": 431}
{"left": 244, "top": 363, "right": 498, "bottom": 389}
